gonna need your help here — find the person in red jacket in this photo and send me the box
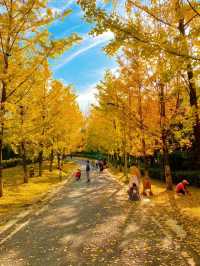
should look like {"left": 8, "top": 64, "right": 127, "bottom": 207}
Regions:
{"left": 75, "top": 169, "right": 81, "bottom": 181}
{"left": 176, "top": 179, "right": 190, "bottom": 195}
{"left": 142, "top": 175, "right": 153, "bottom": 196}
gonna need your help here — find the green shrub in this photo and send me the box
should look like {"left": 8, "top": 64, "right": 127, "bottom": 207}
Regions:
{"left": 2, "top": 158, "right": 33, "bottom": 168}
{"left": 147, "top": 167, "right": 200, "bottom": 187}
{"left": 172, "top": 171, "right": 200, "bottom": 187}
{"left": 73, "top": 151, "right": 106, "bottom": 160}
{"left": 2, "top": 158, "right": 22, "bottom": 168}
{"left": 148, "top": 168, "right": 164, "bottom": 181}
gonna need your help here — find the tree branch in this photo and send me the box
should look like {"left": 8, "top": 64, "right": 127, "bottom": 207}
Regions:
{"left": 9, "top": 0, "right": 36, "bottom": 52}
{"left": 184, "top": 14, "right": 198, "bottom": 27}
{"left": 110, "top": 22, "right": 200, "bottom": 61}
{"left": 129, "top": 0, "right": 176, "bottom": 29}
{"left": 186, "top": 0, "right": 200, "bottom": 17}
{"left": 6, "top": 47, "right": 53, "bottom": 100}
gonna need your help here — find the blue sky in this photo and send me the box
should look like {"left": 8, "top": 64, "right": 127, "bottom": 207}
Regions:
{"left": 48, "top": 0, "right": 118, "bottom": 112}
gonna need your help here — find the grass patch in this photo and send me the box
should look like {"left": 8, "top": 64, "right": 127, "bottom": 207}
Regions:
{"left": 0, "top": 160, "right": 77, "bottom": 223}
{"left": 108, "top": 166, "right": 200, "bottom": 221}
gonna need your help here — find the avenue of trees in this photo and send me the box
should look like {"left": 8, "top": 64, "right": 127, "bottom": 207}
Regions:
{"left": 0, "top": 0, "right": 199, "bottom": 196}
{"left": 79, "top": 0, "right": 200, "bottom": 190}
{"left": 0, "top": 0, "right": 84, "bottom": 197}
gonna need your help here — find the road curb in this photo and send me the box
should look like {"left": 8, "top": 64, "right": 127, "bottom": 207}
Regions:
{"left": 104, "top": 169, "right": 126, "bottom": 187}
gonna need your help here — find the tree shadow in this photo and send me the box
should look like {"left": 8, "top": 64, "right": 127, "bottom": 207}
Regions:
{"left": 0, "top": 172, "right": 198, "bottom": 266}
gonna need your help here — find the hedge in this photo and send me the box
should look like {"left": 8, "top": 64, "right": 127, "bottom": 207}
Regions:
{"left": 1, "top": 158, "right": 33, "bottom": 168}
{"left": 72, "top": 151, "right": 106, "bottom": 160}
{"left": 2, "top": 158, "right": 22, "bottom": 168}
{"left": 148, "top": 167, "right": 200, "bottom": 187}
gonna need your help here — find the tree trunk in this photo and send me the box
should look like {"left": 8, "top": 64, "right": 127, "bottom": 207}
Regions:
{"left": 162, "top": 131, "right": 173, "bottom": 190}
{"left": 38, "top": 150, "right": 43, "bottom": 177}
{"left": 119, "top": 154, "right": 122, "bottom": 170}
{"left": 61, "top": 150, "right": 65, "bottom": 168}
{"left": 0, "top": 49, "right": 9, "bottom": 197}
{"left": 57, "top": 153, "right": 62, "bottom": 181}
{"left": 138, "top": 85, "right": 148, "bottom": 170}
{"left": 122, "top": 127, "right": 128, "bottom": 179}
{"left": 0, "top": 36, "right": 10, "bottom": 197}
{"left": 178, "top": 13, "right": 200, "bottom": 167}
{"left": 21, "top": 141, "right": 28, "bottom": 183}
{"left": 0, "top": 83, "right": 6, "bottom": 197}
{"left": 107, "top": 153, "right": 110, "bottom": 163}
{"left": 19, "top": 106, "right": 28, "bottom": 183}
{"left": 57, "top": 152, "right": 61, "bottom": 169}
{"left": 159, "top": 82, "right": 173, "bottom": 190}
{"left": 124, "top": 149, "right": 128, "bottom": 178}
{"left": 49, "top": 149, "right": 54, "bottom": 172}
{"left": 0, "top": 136, "right": 3, "bottom": 197}
{"left": 187, "top": 65, "right": 200, "bottom": 165}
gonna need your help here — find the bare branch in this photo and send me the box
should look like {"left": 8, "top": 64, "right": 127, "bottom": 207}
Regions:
{"left": 129, "top": 0, "right": 176, "bottom": 29}
{"left": 1, "top": 0, "right": 9, "bottom": 13}
{"left": 0, "top": 32, "right": 5, "bottom": 54}
{"left": 186, "top": 0, "right": 200, "bottom": 17}
{"left": 184, "top": 14, "right": 198, "bottom": 27}
{"left": 111, "top": 23, "right": 200, "bottom": 61}
{"left": 9, "top": 0, "right": 36, "bottom": 52}
{"left": 6, "top": 47, "right": 53, "bottom": 100}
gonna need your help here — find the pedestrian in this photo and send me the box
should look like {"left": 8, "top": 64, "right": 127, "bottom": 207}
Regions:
{"left": 176, "top": 179, "right": 190, "bottom": 195}
{"left": 95, "top": 160, "right": 98, "bottom": 170}
{"left": 86, "top": 160, "right": 91, "bottom": 182}
{"left": 99, "top": 160, "right": 104, "bottom": 172}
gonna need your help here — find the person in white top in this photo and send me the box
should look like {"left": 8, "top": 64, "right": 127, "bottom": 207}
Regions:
{"left": 128, "top": 166, "right": 141, "bottom": 201}
{"left": 129, "top": 175, "right": 140, "bottom": 189}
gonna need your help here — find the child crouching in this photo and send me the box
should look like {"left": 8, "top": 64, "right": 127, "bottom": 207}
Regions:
{"left": 75, "top": 169, "right": 81, "bottom": 181}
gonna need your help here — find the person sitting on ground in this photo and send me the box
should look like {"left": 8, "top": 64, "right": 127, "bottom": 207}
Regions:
{"left": 75, "top": 169, "right": 81, "bottom": 181}
{"left": 128, "top": 183, "right": 140, "bottom": 201}
{"left": 103, "top": 159, "right": 107, "bottom": 168}
{"left": 128, "top": 166, "right": 141, "bottom": 201}
{"left": 129, "top": 166, "right": 141, "bottom": 190}
{"left": 142, "top": 172, "right": 153, "bottom": 196}
{"left": 176, "top": 179, "right": 190, "bottom": 195}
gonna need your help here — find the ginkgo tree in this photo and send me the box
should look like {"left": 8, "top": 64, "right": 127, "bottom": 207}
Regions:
{"left": 85, "top": 43, "right": 194, "bottom": 189}
{"left": 45, "top": 79, "right": 84, "bottom": 179}
{"left": 79, "top": 0, "right": 200, "bottom": 189}
{"left": 7, "top": 62, "right": 84, "bottom": 186}
{"left": 0, "top": 0, "right": 81, "bottom": 196}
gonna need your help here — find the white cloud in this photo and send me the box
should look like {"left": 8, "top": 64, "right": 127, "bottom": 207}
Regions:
{"left": 77, "top": 84, "right": 98, "bottom": 113}
{"left": 53, "top": 31, "right": 114, "bottom": 71}
{"left": 111, "top": 66, "right": 120, "bottom": 77}
{"left": 76, "top": 65, "right": 119, "bottom": 112}
{"left": 49, "top": 0, "right": 73, "bottom": 10}
{"left": 66, "top": 0, "right": 74, "bottom": 8}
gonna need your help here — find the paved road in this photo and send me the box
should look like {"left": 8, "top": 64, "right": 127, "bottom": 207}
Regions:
{"left": 0, "top": 165, "right": 197, "bottom": 265}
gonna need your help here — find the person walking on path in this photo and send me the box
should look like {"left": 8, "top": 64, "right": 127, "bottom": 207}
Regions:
{"left": 99, "top": 160, "right": 104, "bottom": 172}
{"left": 86, "top": 160, "right": 91, "bottom": 183}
